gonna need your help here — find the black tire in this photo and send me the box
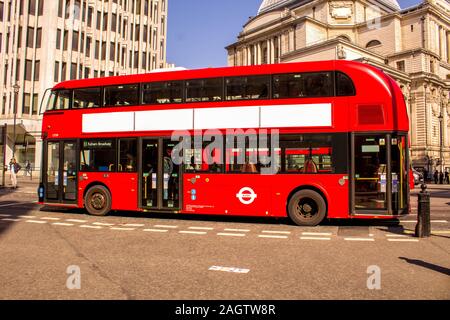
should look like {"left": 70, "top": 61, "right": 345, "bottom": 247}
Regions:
{"left": 287, "top": 189, "right": 327, "bottom": 226}
{"left": 84, "top": 185, "right": 112, "bottom": 216}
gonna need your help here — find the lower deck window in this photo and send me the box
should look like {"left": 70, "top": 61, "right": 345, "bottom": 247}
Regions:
{"left": 80, "top": 139, "right": 116, "bottom": 172}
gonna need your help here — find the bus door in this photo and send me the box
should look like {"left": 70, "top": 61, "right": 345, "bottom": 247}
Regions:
{"left": 44, "top": 140, "right": 78, "bottom": 204}
{"left": 352, "top": 134, "right": 409, "bottom": 215}
{"left": 141, "top": 138, "right": 181, "bottom": 211}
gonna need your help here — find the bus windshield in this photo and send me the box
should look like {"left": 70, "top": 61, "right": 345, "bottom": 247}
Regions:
{"left": 46, "top": 90, "right": 72, "bottom": 111}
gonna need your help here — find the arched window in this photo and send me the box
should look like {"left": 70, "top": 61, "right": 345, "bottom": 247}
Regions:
{"left": 366, "top": 40, "right": 381, "bottom": 48}
{"left": 337, "top": 35, "right": 351, "bottom": 42}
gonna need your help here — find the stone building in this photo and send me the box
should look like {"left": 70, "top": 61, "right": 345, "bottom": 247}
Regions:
{"left": 226, "top": 0, "right": 450, "bottom": 176}
{"left": 0, "top": 0, "right": 169, "bottom": 177}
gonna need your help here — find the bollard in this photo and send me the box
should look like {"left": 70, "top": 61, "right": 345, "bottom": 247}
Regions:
{"left": 415, "top": 184, "right": 431, "bottom": 238}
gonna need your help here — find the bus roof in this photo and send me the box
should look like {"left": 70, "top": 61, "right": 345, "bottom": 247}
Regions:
{"left": 53, "top": 60, "right": 381, "bottom": 90}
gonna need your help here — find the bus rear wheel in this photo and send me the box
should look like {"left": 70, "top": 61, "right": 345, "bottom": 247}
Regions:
{"left": 85, "top": 185, "right": 112, "bottom": 216}
{"left": 288, "top": 189, "right": 326, "bottom": 226}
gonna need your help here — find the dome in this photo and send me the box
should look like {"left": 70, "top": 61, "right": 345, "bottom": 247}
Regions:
{"left": 257, "top": 0, "right": 401, "bottom": 15}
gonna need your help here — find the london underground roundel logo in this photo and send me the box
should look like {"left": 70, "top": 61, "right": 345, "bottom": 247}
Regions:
{"left": 236, "top": 187, "right": 257, "bottom": 205}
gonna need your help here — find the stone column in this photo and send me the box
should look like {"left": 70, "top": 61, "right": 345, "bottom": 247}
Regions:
{"left": 270, "top": 38, "right": 275, "bottom": 64}
{"left": 257, "top": 42, "right": 262, "bottom": 65}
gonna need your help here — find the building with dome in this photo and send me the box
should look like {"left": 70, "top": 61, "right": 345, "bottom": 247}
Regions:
{"left": 227, "top": 0, "right": 450, "bottom": 176}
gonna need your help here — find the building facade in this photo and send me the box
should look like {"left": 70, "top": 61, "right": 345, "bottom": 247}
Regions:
{"left": 227, "top": 0, "right": 450, "bottom": 176}
{"left": 0, "top": 0, "right": 169, "bottom": 176}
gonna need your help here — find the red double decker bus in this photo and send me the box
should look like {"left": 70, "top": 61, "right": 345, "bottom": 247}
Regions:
{"left": 38, "top": 60, "right": 410, "bottom": 226}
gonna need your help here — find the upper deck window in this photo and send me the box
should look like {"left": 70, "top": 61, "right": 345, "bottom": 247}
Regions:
{"left": 73, "top": 87, "right": 102, "bottom": 109}
{"left": 336, "top": 72, "right": 356, "bottom": 96}
{"left": 104, "top": 84, "right": 139, "bottom": 107}
{"left": 273, "top": 72, "right": 333, "bottom": 99}
{"left": 225, "top": 75, "right": 270, "bottom": 101}
{"left": 47, "top": 90, "right": 72, "bottom": 110}
{"left": 142, "top": 81, "right": 183, "bottom": 104}
{"left": 186, "top": 78, "right": 223, "bottom": 103}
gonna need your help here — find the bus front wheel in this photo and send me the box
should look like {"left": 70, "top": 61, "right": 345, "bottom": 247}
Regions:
{"left": 84, "top": 185, "right": 112, "bottom": 216}
{"left": 288, "top": 189, "right": 326, "bottom": 226}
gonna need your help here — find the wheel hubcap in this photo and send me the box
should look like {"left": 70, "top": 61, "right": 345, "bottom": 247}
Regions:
{"left": 296, "top": 198, "right": 318, "bottom": 219}
{"left": 91, "top": 193, "right": 105, "bottom": 210}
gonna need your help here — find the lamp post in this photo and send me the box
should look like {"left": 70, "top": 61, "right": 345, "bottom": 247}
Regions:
{"left": 12, "top": 83, "right": 20, "bottom": 159}
{"left": 438, "top": 111, "right": 444, "bottom": 173}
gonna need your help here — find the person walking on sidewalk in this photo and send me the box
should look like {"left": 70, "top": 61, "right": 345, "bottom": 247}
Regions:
{"left": 445, "top": 170, "right": 449, "bottom": 184}
{"left": 433, "top": 170, "right": 439, "bottom": 184}
{"left": 8, "top": 158, "right": 21, "bottom": 189}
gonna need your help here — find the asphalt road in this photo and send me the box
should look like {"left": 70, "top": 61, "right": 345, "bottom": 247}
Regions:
{"left": 0, "top": 183, "right": 448, "bottom": 300}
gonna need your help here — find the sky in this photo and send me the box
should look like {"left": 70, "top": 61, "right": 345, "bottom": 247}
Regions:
{"left": 166, "top": 0, "right": 423, "bottom": 69}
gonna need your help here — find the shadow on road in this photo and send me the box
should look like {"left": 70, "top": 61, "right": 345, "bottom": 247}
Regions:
{"left": 399, "top": 257, "right": 450, "bottom": 276}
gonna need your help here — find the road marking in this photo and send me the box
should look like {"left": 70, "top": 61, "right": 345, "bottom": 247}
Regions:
{"left": 80, "top": 225, "right": 102, "bottom": 229}
{"left": 93, "top": 222, "right": 115, "bottom": 226}
{"left": 110, "top": 227, "right": 135, "bottom": 231}
{"left": 302, "top": 232, "right": 332, "bottom": 236}
{"left": 1, "top": 218, "right": 21, "bottom": 222}
{"left": 209, "top": 266, "right": 250, "bottom": 274}
{"left": 123, "top": 223, "right": 145, "bottom": 227}
{"left": 18, "top": 215, "right": 36, "bottom": 219}
{"left": 52, "top": 222, "right": 74, "bottom": 226}
{"left": 26, "top": 220, "right": 47, "bottom": 224}
{"left": 344, "top": 237, "right": 375, "bottom": 242}
{"left": 66, "top": 219, "right": 88, "bottom": 223}
{"left": 387, "top": 238, "right": 419, "bottom": 242}
{"left": 217, "top": 233, "right": 246, "bottom": 237}
{"left": 40, "top": 217, "right": 61, "bottom": 221}
{"left": 258, "top": 235, "right": 288, "bottom": 239}
{"left": 300, "top": 236, "right": 331, "bottom": 241}
{"left": 261, "top": 230, "right": 291, "bottom": 235}
{"left": 179, "top": 230, "right": 207, "bottom": 235}
{"left": 432, "top": 230, "right": 450, "bottom": 234}
{"left": 224, "top": 228, "right": 250, "bottom": 232}
{"left": 154, "top": 225, "right": 178, "bottom": 229}
{"left": 0, "top": 202, "right": 32, "bottom": 208}
{"left": 403, "top": 230, "right": 414, "bottom": 234}
{"left": 0, "top": 214, "right": 12, "bottom": 217}
{"left": 188, "top": 226, "right": 214, "bottom": 231}
{"left": 386, "top": 234, "right": 408, "bottom": 237}
{"left": 402, "top": 220, "right": 447, "bottom": 223}
{"left": 143, "top": 228, "right": 169, "bottom": 233}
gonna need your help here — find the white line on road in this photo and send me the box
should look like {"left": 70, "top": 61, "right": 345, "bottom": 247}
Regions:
{"left": 0, "top": 214, "right": 11, "bottom": 217}
{"left": 26, "top": 220, "right": 47, "bottom": 224}
{"left": 93, "top": 222, "right": 115, "bottom": 226}
{"left": 258, "top": 235, "right": 288, "bottom": 239}
{"left": 154, "top": 225, "right": 178, "bottom": 229}
{"left": 0, "top": 202, "right": 33, "bottom": 208}
{"left": 432, "top": 230, "right": 450, "bottom": 234}
{"left": 402, "top": 220, "right": 447, "bottom": 223}
{"left": 261, "top": 230, "right": 291, "bottom": 235}
{"left": 217, "top": 233, "right": 246, "bottom": 237}
{"left": 387, "top": 238, "right": 419, "bottom": 242}
{"left": 1, "top": 218, "right": 21, "bottom": 222}
{"left": 209, "top": 266, "right": 250, "bottom": 274}
{"left": 344, "top": 237, "right": 375, "bottom": 242}
{"left": 209, "top": 266, "right": 250, "bottom": 273}
{"left": 80, "top": 225, "right": 102, "bottom": 229}
{"left": 40, "top": 217, "right": 61, "bottom": 221}
{"left": 188, "top": 226, "right": 214, "bottom": 230}
{"left": 66, "top": 219, "right": 88, "bottom": 223}
{"left": 110, "top": 227, "right": 135, "bottom": 231}
{"left": 143, "top": 228, "right": 169, "bottom": 233}
{"left": 18, "top": 215, "right": 36, "bottom": 219}
{"left": 52, "top": 222, "right": 74, "bottom": 226}
{"left": 386, "top": 234, "right": 408, "bottom": 237}
{"left": 179, "top": 230, "right": 207, "bottom": 235}
{"left": 123, "top": 224, "right": 145, "bottom": 227}
{"left": 300, "top": 236, "right": 331, "bottom": 241}
{"left": 223, "top": 228, "right": 250, "bottom": 232}
{"left": 302, "top": 232, "right": 333, "bottom": 236}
